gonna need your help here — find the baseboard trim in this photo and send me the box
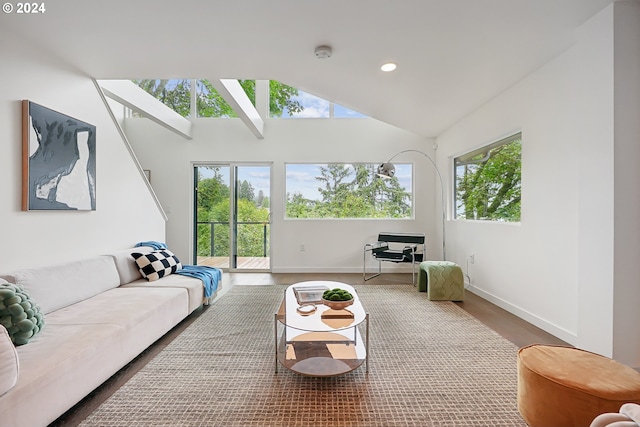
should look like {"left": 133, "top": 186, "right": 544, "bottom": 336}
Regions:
{"left": 468, "top": 285, "right": 577, "bottom": 345}
{"left": 273, "top": 266, "right": 415, "bottom": 274}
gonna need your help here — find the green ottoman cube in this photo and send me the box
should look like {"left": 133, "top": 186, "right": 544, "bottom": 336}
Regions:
{"left": 418, "top": 261, "right": 464, "bottom": 301}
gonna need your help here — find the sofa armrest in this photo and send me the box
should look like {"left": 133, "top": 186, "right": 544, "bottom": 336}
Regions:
{"left": 0, "top": 325, "right": 19, "bottom": 397}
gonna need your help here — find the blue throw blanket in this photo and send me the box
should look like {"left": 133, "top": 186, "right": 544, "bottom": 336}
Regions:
{"left": 175, "top": 265, "right": 221, "bottom": 298}
{"left": 135, "top": 241, "right": 168, "bottom": 250}
{"left": 135, "top": 241, "right": 222, "bottom": 298}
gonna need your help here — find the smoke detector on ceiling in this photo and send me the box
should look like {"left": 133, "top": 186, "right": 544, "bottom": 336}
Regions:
{"left": 314, "top": 45, "right": 332, "bottom": 59}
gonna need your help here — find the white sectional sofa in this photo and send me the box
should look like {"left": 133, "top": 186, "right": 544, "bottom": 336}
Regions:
{"left": 0, "top": 246, "right": 208, "bottom": 427}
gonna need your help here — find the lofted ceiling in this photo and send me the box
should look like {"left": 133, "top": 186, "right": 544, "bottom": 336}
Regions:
{"left": 1, "top": 0, "right": 615, "bottom": 137}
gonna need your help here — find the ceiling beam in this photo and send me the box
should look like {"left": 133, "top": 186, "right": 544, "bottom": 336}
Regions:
{"left": 209, "top": 79, "right": 264, "bottom": 139}
{"left": 97, "top": 79, "right": 192, "bottom": 140}
{"left": 254, "top": 80, "right": 269, "bottom": 120}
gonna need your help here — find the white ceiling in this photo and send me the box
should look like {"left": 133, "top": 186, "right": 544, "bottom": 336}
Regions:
{"left": 2, "top": 0, "right": 615, "bottom": 137}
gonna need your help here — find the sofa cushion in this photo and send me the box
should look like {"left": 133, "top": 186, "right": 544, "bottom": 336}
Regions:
{"left": 0, "top": 288, "right": 189, "bottom": 427}
{"left": 0, "top": 325, "right": 19, "bottom": 398}
{"left": 0, "top": 282, "right": 44, "bottom": 345}
{"left": 122, "top": 274, "right": 205, "bottom": 313}
{"left": 6, "top": 323, "right": 124, "bottom": 427}
{"left": 131, "top": 249, "right": 182, "bottom": 282}
{"left": 105, "top": 246, "right": 154, "bottom": 285}
{"left": 0, "top": 256, "right": 120, "bottom": 314}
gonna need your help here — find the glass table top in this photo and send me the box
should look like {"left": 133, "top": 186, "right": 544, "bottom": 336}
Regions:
{"left": 277, "top": 281, "right": 367, "bottom": 333}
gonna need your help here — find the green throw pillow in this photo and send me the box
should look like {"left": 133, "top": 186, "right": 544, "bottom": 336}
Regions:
{"left": 0, "top": 282, "right": 45, "bottom": 346}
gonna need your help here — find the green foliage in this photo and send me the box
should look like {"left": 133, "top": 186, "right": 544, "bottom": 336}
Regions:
{"left": 195, "top": 168, "right": 270, "bottom": 260}
{"left": 196, "top": 79, "right": 238, "bottom": 118}
{"left": 286, "top": 163, "right": 412, "bottom": 219}
{"left": 455, "top": 138, "right": 521, "bottom": 221}
{"left": 196, "top": 167, "right": 229, "bottom": 212}
{"left": 322, "top": 288, "right": 353, "bottom": 301}
{"left": 317, "top": 164, "right": 352, "bottom": 203}
{"left": 238, "top": 180, "right": 255, "bottom": 202}
{"left": 132, "top": 79, "right": 191, "bottom": 117}
{"left": 236, "top": 198, "right": 270, "bottom": 257}
{"left": 269, "top": 80, "right": 303, "bottom": 117}
{"left": 132, "top": 79, "right": 303, "bottom": 118}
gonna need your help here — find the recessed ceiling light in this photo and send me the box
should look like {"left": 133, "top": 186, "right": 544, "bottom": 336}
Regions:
{"left": 380, "top": 62, "right": 397, "bottom": 72}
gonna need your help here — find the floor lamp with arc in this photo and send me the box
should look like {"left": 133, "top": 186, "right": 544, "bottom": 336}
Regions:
{"left": 377, "top": 149, "right": 447, "bottom": 261}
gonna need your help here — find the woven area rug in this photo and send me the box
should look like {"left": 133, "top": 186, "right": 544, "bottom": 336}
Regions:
{"left": 79, "top": 284, "right": 527, "bottom": 427}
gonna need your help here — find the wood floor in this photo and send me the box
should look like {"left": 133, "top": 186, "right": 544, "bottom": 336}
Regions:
{"left": 49, "top": 272, "right": 568, "bottom": 427}
{"left": 197, "top": 256, "right": 270, "bottom": 270}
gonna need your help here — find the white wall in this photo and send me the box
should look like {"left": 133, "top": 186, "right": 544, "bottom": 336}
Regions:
{"left": 438, "top": 3, "right": 640, "bottom": 366}
{"left": 612, "top": 0, "right": 640, "bottom": 365}
{"left": 122, "top": 117, "right": 438, "bottom": 272}
{"left": 574, "top": 4, "right": 616, "bottom": 362}
{"left": 0, "top": 29, "right": 166, "bottom": 272}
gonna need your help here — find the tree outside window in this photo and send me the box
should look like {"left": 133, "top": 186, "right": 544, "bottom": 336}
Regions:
{"left": 285, "top": 163, "right": 412, "bottom": 219}
{"left": 131, "top": 79, "right": 303, "bottom": 118}
{"left": 132, "top": 79, "right": 365, "bottom": 119}
{"left": 454, "top": 133, "right": 521, "bottom": 222}
{"left": 132, "top": 79, "right": 192, "bottom": 117}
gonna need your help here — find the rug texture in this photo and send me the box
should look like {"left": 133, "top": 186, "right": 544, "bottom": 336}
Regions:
{"left": 79, "top": 285, "right": 527, "bottom": 427}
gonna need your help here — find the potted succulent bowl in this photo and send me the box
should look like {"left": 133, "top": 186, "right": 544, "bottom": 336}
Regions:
{"left": 321, "top": 288, "right": 354, "bottom": 310}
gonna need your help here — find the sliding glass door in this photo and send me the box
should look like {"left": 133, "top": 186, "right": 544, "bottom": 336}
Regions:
{"left": 194, "top": 164, "right": 271, "bottom": 271}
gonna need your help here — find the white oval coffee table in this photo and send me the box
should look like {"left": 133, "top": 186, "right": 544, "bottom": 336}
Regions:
{"left": 274, "top": 281, "right": 369, "bottom": 376}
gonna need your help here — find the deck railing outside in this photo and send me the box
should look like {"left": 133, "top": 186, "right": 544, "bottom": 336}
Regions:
{"left": 196, "top": 221, "right": 269, "bottom": 258}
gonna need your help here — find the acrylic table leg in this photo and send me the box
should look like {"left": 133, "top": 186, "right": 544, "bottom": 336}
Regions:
{"left": 365, "top": 313, "right": 370, "bottom": 373}
{"left": 274, "top": 313, "right": 278, "bottom": 373}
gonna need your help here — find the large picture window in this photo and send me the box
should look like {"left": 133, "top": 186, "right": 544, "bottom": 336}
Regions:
{"left": 286, "top": 163, "right": 412, "bottom": 219}
{"left": 454, "top": 133, "right": 522, "bottom": 222}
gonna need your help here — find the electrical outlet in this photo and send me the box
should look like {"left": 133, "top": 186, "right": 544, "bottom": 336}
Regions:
{"left": 300, "top": 244, "right": 305, "bottom": 252}
{"left": 469, "top": 254, "right": 475, "bottom": 264}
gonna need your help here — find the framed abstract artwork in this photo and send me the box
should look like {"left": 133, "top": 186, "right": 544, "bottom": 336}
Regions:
{"left": 22, "top": 100, "right": 96, "bottom": 211}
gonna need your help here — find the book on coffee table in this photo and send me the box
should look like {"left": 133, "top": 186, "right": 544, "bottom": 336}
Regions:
{"left": 292, "top": 285, "right": 329, "bottom": 304}
{"left": 321, "top": 309, "right": 354, "bottom": 319}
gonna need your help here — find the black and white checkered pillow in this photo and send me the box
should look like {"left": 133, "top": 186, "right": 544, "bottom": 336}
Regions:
{"left": 131, "top": 250, "right": 182, "bottom": 281}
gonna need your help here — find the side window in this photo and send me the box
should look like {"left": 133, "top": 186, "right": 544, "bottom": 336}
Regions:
{"left": 454, "top": 133, "right": 522, "bottom": 222}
